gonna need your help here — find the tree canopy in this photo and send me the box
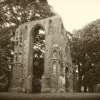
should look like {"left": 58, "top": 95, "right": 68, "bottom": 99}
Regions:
{"left": 0, "top": 0, "right": 54, "bottom": 91}
{"left": 71, "top": 19, "right": 100, "bottom": 92}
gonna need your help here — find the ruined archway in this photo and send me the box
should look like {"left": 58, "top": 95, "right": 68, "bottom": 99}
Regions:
{"left": 31, "top": 24, "right": 45, "bottom": 93}
{"left": 9, "top": 15, "right": 73, "bottom": 93}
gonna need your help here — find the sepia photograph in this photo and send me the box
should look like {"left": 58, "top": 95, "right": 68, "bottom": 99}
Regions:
{"left": 0, "top": 0, "right": 100, "bottom": 99}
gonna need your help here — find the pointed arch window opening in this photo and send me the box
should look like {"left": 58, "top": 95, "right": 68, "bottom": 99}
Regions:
{"left": 31, "top": 25, "right": 45, "bottom": 93}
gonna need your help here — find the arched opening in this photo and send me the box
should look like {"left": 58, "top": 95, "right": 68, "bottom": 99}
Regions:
{"left": 32, "top": 24, "right": 45, "bottom": 93}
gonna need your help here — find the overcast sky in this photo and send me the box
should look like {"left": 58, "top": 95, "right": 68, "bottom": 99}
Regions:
{"left": 48, "top": 0, "right": 100, "bottom": 32}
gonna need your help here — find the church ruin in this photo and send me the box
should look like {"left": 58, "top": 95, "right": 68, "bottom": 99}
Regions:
{"left": 9, "top": 15, "right": 73, "bottom": 93}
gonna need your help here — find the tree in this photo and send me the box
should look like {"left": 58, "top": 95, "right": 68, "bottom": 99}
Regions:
{"left": 0, "top": 0, "right": 54, "bottom": 91}
{"left": 0, "top": 0, "right": 54, "bottom": 27}
{"left": 71, "top": 19, "right": 100, "bottom": 92}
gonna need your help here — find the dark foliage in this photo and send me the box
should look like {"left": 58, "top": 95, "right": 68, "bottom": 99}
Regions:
{"left": 71, "top": 19, "right": 100, "bottom": 92}
{"left": 0, "top": 0, "right": 54, "bottom": 92}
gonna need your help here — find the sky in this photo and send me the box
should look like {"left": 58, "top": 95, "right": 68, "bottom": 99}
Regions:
{"left": 48, "top": 0, "right": 100, "bottom": 32}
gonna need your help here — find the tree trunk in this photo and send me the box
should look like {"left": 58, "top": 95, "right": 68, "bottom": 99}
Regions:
{"left": 77, "top": 64, "right": 82, "bottom": 92}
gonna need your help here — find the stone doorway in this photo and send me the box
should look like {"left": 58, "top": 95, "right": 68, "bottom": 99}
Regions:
{"left": 31, "top": 25, "right": 45, "bottom": 93}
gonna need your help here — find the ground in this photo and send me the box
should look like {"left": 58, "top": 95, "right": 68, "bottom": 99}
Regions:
{"left": 0, "top": 93, "right": 100, "bottom": 100}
